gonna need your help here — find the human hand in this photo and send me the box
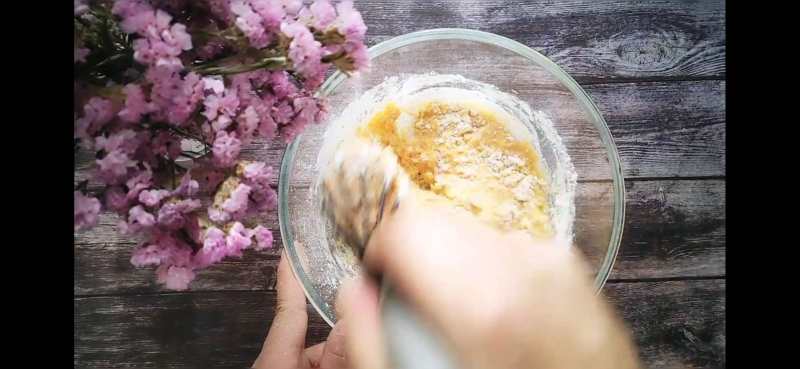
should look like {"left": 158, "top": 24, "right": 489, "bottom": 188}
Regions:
{"left": 252, "top": 250, "right": 349, "bottom": 369}
{"left": 337, "top": 195, "right": 640, "bottom": 369}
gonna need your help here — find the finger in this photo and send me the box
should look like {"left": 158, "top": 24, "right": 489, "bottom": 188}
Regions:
{"left": 336, "top": 276, "right": 387, "bottom": 369}
{"left": 364, "top": 198, "right": 569, "bottom": 340}
{"left": 319, "top": 320, "right": 348, "bottom": 369}
{"left": 253, "top": 250, "right": 309, "bottom": 369}
{"left": 305, "top": 342, "right": 325, "bottom": 366}
{"left": 364, "top": 200, "right": 503, "bottom": 320}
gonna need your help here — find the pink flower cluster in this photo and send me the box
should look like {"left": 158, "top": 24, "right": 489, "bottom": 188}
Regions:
{"left": 75, "top": 191, "right": 101, "bottom": 231}
{"left": 229, "top": 0, "right": 369, "bottom": 89}
{"left": 126, "top": 169, "right": 275, "bottom": 291}
{"left": 325, "top": 1, "right": 369, "bottom": 69}
{"left": 208, "top": 161, "right": 277, "bottom": 223}
{"left": 74, "top": 0, "right": 368, "bottom": 290}
{"left": 113, "top": 0, "right": 193, "bottom": 68}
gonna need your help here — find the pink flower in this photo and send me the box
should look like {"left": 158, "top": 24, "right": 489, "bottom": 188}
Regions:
{"left": 130, "top": 244, "right": 171, "bottom": 267}
{"left": 281, "top": 22, "right": 325, "bottom": 87}
{"left": 146, "top": 66, "right": 204, "bottom": 125}
{"left": 193, "top": 227, "right": 228, "bottom": 268}
{"left": 138, "top": 231, "right": 194, "bottom": 263}
{"left": 243, "top": 162, "right": 272, "bottom": 184}
{"left": 209, "top": 181, "right": 252, "bottom": 223}
{"left": 74, "top": 0, "right": 89, "bottom": 15}
{"left": 130, "top": 205, "right": 156, "bottom": 226}
{"left": 115, "top": 0, "right": 193, "bottom": 68}
{"left": 194, "top": 167, "right": 227, "bottom": 191}
{"left": 74, "top": 191, "right": 101, "bottom": 231}
{"left": 112, "top": 0, "right": 153, "bottom": 25}
{"left": 172, "top": 172, "right": 200, "bottom": 197}
{"left": 203, "top": 87, "right": 240, "bottom": 131}
{"left": 96, "top": 150, "right": 137, "bottom": 185}
{"left": 335, "top": 1, "right": 366, "bottom": 41}
{"left": 118, "top": 84, "right": 155, "bottom": 123}
{"left": 240, "top": 162, "right": 276, "bottom": 213}
{"left": 323, "top": 1, "right": 369, "bottom": 71}
{"left": 157, "top": 199, "right": 202, "bottom": 230}
{"left": 157, "top": 265, "right": 195, "bottom": 290}
{"left": 125, "top": 167, "right": 154, "bottom": 202}
{"left": 226, "top": 71, "right": 281, "bottom": 140}
{"left": 77, "top": 0, "right": 370, "bottom": 291}
{"left": 75, "top": 97, "right": 115, "bottom": 144}
{"left": 257, "top": 107, "right": 278, "bottom": 139}
{"left": 252, "top": 225, "right": 273, "bottom": 250}
{"left": 273, "top": 99, "right": 295, "bottom": 124}
{"left": 252, "top": 0, "right": 286, "bottom": 30}
{"left": 121, "top": 205, "right": 156, "bottom": 235}
{"left": 212, "top": 130, "right": 241, "bottom": 167}
{"left": 250, "top": 185, "right": 277, "bottom": 213}
{"left": 105, "top": 186, "right": 130, "bottom": 214}
{"left": 282, "top": 0, "right": 303, "bottom": 15}
{"left": 127, "top": 227, "right": 200, "bottom": 290}
{"left": 150, "top": 131, "right": 181, "bottom": 160}
{"left": 300, "top": 0, "right": 336, "bottom": 30}
{"left": 237, "top": 105, "right": 260, "bottom": 140}
{"left": 145, "top": 66, "right": 180, "bottom": 118}
{"left": 167, "top": 72, "right": 204, "bottom": 125}
{"left": 94, "top": 129, "right": 139, "bottom": 154}
{"left": 221, "top": 183, "right": 252, "bottom": 220}
{"left": 225, "top": 222, "right": 253, "bottom": 257}
{"left": 267, "top": 71, "right": 297, "bottom": 99}
{"left": 282, "top": 95, "right": 323, "bottom": 141}
{"left": 231, "top": 0, "right": 272, "bottom": 48}
{"left": 203, "top": 77, "right": 225, "bottom": 95}
{"left": 343, "top": 39, "right": 369, "bottom": 70}
{"left": 74, "top": 47, "right": 90, "bottom": 63}
{"left": 138, "top": 189, "right": 171, "bottom": 207}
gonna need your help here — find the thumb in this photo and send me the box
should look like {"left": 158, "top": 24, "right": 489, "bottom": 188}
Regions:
{"left": 253, "top": 250, "right": 308, "bottom": 369}
{"left": 336, "top": 276, "right": 387, "bottom": 369}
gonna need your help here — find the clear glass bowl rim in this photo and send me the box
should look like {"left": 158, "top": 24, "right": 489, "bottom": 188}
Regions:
{"left": 279, "top": 28, "right": 626, "bottom": 326}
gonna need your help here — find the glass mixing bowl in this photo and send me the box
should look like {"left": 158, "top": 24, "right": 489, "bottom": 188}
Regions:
{"left": 279, "top": 28, "right": 625, "bottom": 326}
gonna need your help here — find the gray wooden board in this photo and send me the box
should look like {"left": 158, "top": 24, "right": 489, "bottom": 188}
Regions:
{"left": 73, "top": 0, "right": 726, "bottom": 368}
{"left": 74, "top": 279, "right": 725, "bottom": 369}
{"left": 75, "top": 179, "right": 724, "bottom": 295}
{"left": 75, "top": 80, "right": 726, "bottom": 188}
{"left": 358, "top": 0, "right": 726, "bottom": 83}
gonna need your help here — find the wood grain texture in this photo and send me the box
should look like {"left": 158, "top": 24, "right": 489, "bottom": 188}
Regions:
{"left": 358, "top": 0, "right": 725, "bottom": 83}
{"left": 73, "top": 1, "right": 726, "bottom": 368}
{"left": 592, "top": 80, "right": 725, "bottom": 179}
{"left": 74, "top": 79, "right": 726, "bottom": 190}
{"left": 74, "top": 179, "right": 724, "bottom": 295}
{"left": 74, "top": 279, "right": 725, "bottom": 369}
{"left": 611, "top": 179, "right": 725, "bottom": 280}
{"left": 606, "top": 279, "right": 726, "bottom": 369}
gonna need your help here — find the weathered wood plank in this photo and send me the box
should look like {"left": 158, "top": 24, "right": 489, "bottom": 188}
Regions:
{"left": 73, "top": 279, "right": 725, "bottom": 369}
{"left": 74, "top": 292, "right": 331, "bottom": 369}
{"left": 591, "top": 81, "right": 725, "bottom": 179}
{"left": 611, "top": 179, "right": 725, "bottom": 280}
{"left": 74, "top": 79, "right": 726, "bottom": 192}
{"left": 74, "top": 179, "right": 724, "bottom": 295}
{"left": 606, "top": 280, "right": 726, "bottom": 369}
{"left": 359, "top": 0, "right": 725, "bottom": 82}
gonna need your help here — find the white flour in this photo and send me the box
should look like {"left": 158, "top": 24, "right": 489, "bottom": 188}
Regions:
{"left": 317, "top": 73, "right": 577, "bottom": 245}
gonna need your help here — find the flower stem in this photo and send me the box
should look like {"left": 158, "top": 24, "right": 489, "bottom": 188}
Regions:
{"left": 190, "top": 56, "right": 289, "bottom": 76}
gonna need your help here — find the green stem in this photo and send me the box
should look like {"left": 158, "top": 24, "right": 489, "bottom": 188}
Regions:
{"left": 190, "top": 56, "right": 289, "bottom": 76}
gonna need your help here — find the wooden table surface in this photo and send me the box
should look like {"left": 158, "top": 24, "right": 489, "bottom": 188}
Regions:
{"left": 74, "top": 1, "right": 726, "bottom": 368}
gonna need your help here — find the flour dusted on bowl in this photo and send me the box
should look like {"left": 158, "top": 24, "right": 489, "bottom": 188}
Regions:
{"left": 358, "top": 100, "right": 553, "bottom": 238}
{"left": 318, "top": 73, "right": 577, "bottom": 247}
